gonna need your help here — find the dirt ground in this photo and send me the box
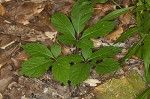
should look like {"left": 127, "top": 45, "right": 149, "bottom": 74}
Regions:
{"left": 0, "top": 0, "right": 145, "bottom": 99}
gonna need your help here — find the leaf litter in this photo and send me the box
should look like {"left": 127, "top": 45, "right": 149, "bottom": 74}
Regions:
{"left": 0, "top": 0, "right": 148, "bottom": 99}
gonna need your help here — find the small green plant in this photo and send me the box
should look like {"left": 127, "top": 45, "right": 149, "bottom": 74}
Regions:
{"left": 21, "top": 1, "right": 133, "bottom": 87}
{"left": 115, "top": 0, "right": 150, "bottom": 84}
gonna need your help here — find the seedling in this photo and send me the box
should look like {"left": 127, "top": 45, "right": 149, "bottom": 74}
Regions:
{"left": 20, "top": 0, "right": 134, "bottom": 87}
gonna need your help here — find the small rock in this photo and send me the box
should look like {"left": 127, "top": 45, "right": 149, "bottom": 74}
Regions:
{"left": 0, "top": 77, "right": 13, "bottom": 92}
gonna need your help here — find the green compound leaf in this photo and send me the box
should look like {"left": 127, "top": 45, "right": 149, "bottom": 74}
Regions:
{"left": 71, "top": 1, "right": 94, "bottom": 33}
{"left": 101, "top": 7, "right": 134, "bottom": 21}
{"left": 22, "top": 43, "right": 52, "bottom": 58}
{"left": 52, "top": 59, "right": 70, "bottom": 85}
{"left": 90, "top": 46, "right": 121, "bottom": 61}
{"left": 50, "top": 44, "right": 61, "bottom": 58}
{"left": 115, "top": 27, "right": 138, "bottom": 43}
{"left": 51, "top": 13, "right": 75, "bottom": 38}
{"left": 96, "top": 58, "right": 121, "bottom": 74}
{"left": 77, "top": 39, "right": 93, "bottom": 49}
{"left": 70, "top": 63, "right": 91, "bottom": 87}
{"left": 57, "top": 34, "right": 76, "bottom": 44}
{"left": 81, "top": 21, "right": 116, "bottom": 39}
{"left": 82, "top": 48, "right": 92, "bottom": 60}
{"left": 58, "top": 54, "right": 83, "bottom": 63}
{"left": 21, "top": 57, "right": 52, "bottom": 77}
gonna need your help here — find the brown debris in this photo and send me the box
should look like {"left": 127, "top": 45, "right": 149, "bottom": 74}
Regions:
{"left": 104, "top": 25, "right": 124, "bottom": 43}
{"left": 0, "top": 3, "right": 5, "bottom": 16}
{"left": 119, "top": 12, "right": 135, "bottom": 25}
{"left": 4, "top": 1, "right": 45, "bottom": 25}
{"left": 0, "top": 77, "right": 13, "bottom": 92}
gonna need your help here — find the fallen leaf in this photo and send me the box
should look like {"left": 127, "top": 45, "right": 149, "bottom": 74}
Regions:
{"left": 61, "top": 46, "right": 74, "bottom": 55}
{"left": 4, "top": 2, "right": 45, "bottom": 25}
{"left": 84, "top": 79, "right": 101, "bottom": 87}
{"left": 94, "top": 4, "right": 116, "bottom": 13}
{"left": 0, "top": 77, "right": 13, "bottom": 92}
{"left": 0, "top": 65, "right": 13, "bottom": 79}
{"left": 14, "top": 51, "right": 29, "bottom": 60}
{"left": 119, "top": 12, "right": 135, "bottom": 25}
{"left": 91, "top": 38, "right": 102, "bottom": 48}
{"left": 0, "top": 4, "right": 5, "bottom": 16}
{"left": 45, "top": 31, "right": 57, "bottom": 41}
{"left": 0, "top": 45, "right": 19, "bottom": 68}
{"left": 104, "top": 25, "right": 124, "bottom": 43}
{"left": 0, "top": 0, "right": 11, "bottom": 3}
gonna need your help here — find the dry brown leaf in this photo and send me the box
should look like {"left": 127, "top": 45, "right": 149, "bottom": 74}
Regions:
{"left": 94, "top": 4, "right": 116, "bottom": 18}
{"left": 30, "top": 0, "right": 47, "bottom": 3}
{"left": 0, "top": 45, "right": 19, "bottom": 68}
{"left": 0, "top": 0, "right": 11, "bottom": 3}
{"left": 104, "top": 25, "right": 124, "bottom": 43}
{"left": 0, "top": 77, "right": 13, "bottom": 92}
{"left": 91, "top": 38, "right": 102, "bottom": 48}
{"left": 119, "top": 13, "right": 135, "bottom": 25}
{"left": 14, "top": 51, "right": 29, "bottom": 60}
{"left": 61, "top": 46, "right": 74, "bottom": 55}
{"left": 4, "top": 2, "right": 45, "bottom": 25}
{"left": 11, "top": 58, "right": 23, "bottom": 69}
{"left": 45, "top": 31, "right": 57, "bottom": 41}
{"left": 0, "top": 65, "right": 13, "bottom": 79}
{"left": 94, "top": 4, "right": 116, "bottom": 12}
{"left": 84, "top": 79, "right": 101, "bottom": 87}
{"left": 0, "top": 4, "right": 5, "bottom": 16}
{"left": 123, "top": 0, "right": 131, "bottom": 8}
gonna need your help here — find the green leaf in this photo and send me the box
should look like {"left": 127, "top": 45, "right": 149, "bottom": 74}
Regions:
{"left": 21, "top": 57, "right": 52, "bottom": 77}
{"left": 92, "top": 0, "right": 108, "bottom": 3}
{"left": 52, "top": 59, "right": 70, "bottom": 85}
{"left": 136, "top": 88, "right": 150, "bottom": 99}
{"left": 57, "top": 34, "right": 76, "bottom": 44}
{"left": 137, "top": 12, "right": 150, "bottom": 35}
{"left": 71, "top": 1, "right": 94, "bottom": 33}
{"left": 143, "top": 33, "right": 150, "bottom": 83}
{"left": 101, "top": 7, "right": 134, "bottom": 21}
{"left": 58, "top": 54, "right": 83, "bottom": 63}
{"left": 22, "top": 43, "right": 52, "bottom": 58}
{"left": 50, "top": 44, "right": 61, "bottom": 58}
{"left": 90, "top": 46, "right": 121, "bottom": 60}
{"left": 121, "top": 38, "right": 143, "bottom": 64}
{"left": 134, "top": 45, "right": 143, "bottom": 59}
{"left": 115, "top": 27, "right": 138, "bottom": 43}
{"left": 70, "top": 63, "right": 91, "bottom": 87}
{"left": 81, "top": 21, "right": 116, "bottom": 39}
{"left": 96, "top": 58, "right": 120, "bottom": 74}
{"left": 82, "top": 48, "right": 92, "bottom": 60}
{"left": 142, "top": 12, "right": 150, "bottom": 34}
{"left": 77, "top": 39, "right": 93, "bottom": 49}
{"left": 51, "top": 13, "right": 75, "bottom": 38}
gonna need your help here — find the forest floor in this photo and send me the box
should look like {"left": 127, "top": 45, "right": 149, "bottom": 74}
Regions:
{"left": 0, "top": 0, "right": 147, "bottom": 99}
